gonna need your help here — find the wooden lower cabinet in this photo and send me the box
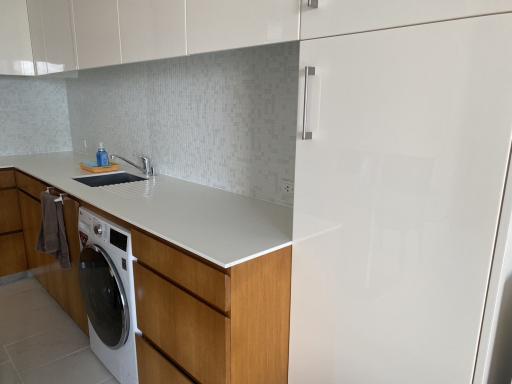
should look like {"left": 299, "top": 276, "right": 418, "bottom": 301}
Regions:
{"left": 18, "top": 186, "right": 88, "bottom": 334}
{"left": 136, "top": 336, "right": 193, "bottom": 384}
{"left": 133, "top": 234, "right": 292, "bottom": 384}
{"left": 0, "top": 232, "right": 27, "bottom": 277}
{"left": 0, "top": 189, "right": 22, "bottom": 233}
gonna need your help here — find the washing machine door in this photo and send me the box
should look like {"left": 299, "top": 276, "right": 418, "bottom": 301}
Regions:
{"left": 79, "top": 244, "right": 130, "bottom": 349}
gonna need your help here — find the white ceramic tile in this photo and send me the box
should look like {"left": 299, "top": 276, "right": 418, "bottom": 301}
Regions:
{"left": 0, "top": 77, "right": 71, "bottom": 156}
{"left": 20, "top": 348, "right": 112, "bottom": 384}
{"left": 0, "top": 362, "right": 21, "bottom": 384}
{"left": 66, "top": 42, "right": 299, "bottom": 206}
{"left": 7, "top": 316, "right": 89, "bottom": 372}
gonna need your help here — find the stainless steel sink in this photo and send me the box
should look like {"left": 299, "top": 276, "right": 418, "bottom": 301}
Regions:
{"left": 73, "top": 172, "right": 147, "bottom": 187}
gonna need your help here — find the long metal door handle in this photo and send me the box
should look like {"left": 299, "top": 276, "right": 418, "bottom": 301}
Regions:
{"left": 302, "top": 66, "right": 316, "bottom": 140}
{"left": 307, "top": 0, "right": 319, "bottom": 8}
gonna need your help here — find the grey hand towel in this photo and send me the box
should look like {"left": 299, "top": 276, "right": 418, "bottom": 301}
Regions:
{"left": 36, "top": 191, "right": 71, "bottom": 269}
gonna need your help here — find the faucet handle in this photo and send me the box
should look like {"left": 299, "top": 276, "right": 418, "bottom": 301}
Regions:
{"left": 139, "top": 155, "right": 154, "bottom": 176}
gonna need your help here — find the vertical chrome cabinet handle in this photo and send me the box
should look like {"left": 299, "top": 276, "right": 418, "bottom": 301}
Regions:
{"left": 302, "top": 66, "right": 316, "bottom": 140}
{"left": 307, "top": 0, "right": 319, "bottom": 8}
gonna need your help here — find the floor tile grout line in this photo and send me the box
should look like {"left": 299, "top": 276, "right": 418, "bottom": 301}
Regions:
{"left": 3, "top": 344, "right": 25, "bottom": 384}
{"left": 17, "top": 345, "right": 92, "bottom": 376}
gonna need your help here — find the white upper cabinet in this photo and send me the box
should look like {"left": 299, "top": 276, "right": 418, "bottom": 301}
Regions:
{"left": 186, "top": 0, "right": 300, "bottom": 55}
{"left": 290, "top": 13, "right": 512, "bottom": 384}
{"left": 0, "top": 0, "right": 34, "bottom": 75}
{"left": 72, "top": 0, "right": 121, "bottom": 69}
{"left": 26, "top": 0, "right": 77, "bottom": 75}
{"left": 301, "top": 0, "right": 512, "bottom": 40}
{"left": 118, "top": 0, "right": 186, "bottom": 64}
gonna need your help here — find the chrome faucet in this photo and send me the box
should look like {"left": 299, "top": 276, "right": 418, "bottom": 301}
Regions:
{"left": 110, "top": 154, "right": 155, "bottom": 177}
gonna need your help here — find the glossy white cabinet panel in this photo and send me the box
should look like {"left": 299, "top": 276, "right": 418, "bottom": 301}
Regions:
{"left": 186, "top": 0, "right": 300, "bottom": 55}
{"left": 27, "top": 0, "right": 77, "bottom": 75}
{"left": 290, "top": 14, "right": 512, "bottom": 384}
{"left": 118, "top": 0, "right": 186, "bottom": 64}
{"left": 43, "top": 0, "right": 76, "bottom": 73}
{"left": 0, "top": 0, "right": 34, "bottom": 75}
{"left": 301, "top": 0, "right": 512, "bottom": 40}
{"left": 26, "top": 0, "right": 48, "bottom": 75}
{"left": 72, "top": 0, "right": 121, "bottom": 69}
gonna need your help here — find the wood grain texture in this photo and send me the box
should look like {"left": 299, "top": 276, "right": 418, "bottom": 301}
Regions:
{"left": 62, "top": 197, "right": 89, "bottom": 334}
{"left": 18, "top": 191, "right": 51, "bottom": 288}
{"left": 0, "top": 170, "right": 16, "bottom": 189}
{"left": 15, "top": 171, "right": 47, "bottom": 200}
{"left": 0, "top": 232, "right": 27, "bottom": 277}
{"left": 132, "top": 229, "right": 230, "bottom": 313}
{"left": 230, "top": 246, "right": 292, "bottom": 384}
{"left": 0, "top": 189, "right": 22, "bottom": 233}
{"left": 136, "top": 336, "right": 193, "bottom": 384}
{"left": 17, "top": 188, "right": 88, "bottom": 334}
{"left": 134, "top": 262, "right": 229, "bottom": 384}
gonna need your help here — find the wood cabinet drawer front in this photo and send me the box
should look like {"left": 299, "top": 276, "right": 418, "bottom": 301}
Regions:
{"left": 0, "top": 189, "right": 22, "bottom": 233}
{"left": 136, "top": 336, "right": 193, "bottom": 384}
{"left": 0, "top": 170, "right": 16, "bottom": 189}
{"left": 134, "top": 263, "right": 229, "bottom": 384}
{"left": 132, "top": 229, "right": 229, "bottom": 312}
{"left": 15, "top": 171, "right": 46, "bottom": 200}
{"left": 0, "top": 232, "right": 27, "bottom": 277}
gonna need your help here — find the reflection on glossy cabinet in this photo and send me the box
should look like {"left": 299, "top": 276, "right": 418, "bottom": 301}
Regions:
{"left": 186, "top": 0, "right": 300, "bottom": 54}
{"left": 118, "top": 0, "right": 186, "bottom": 64}
{"left": 290, "top": 14, "right": 512, "bottom": 384}
{"left": 72, "top": 0, "right": 121, "bottom": 69}
{"left": 300, "top": 0, "right": 512, "bottom": 40}
{"left": 0, "top": 0, "right": 34, "bottom": 75}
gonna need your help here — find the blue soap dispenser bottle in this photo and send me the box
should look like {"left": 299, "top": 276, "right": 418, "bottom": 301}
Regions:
{"left": 96, "top": 142, "right": 109, "bottom": 167}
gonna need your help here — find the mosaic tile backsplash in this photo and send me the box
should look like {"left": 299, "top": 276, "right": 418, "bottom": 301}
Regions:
{"left": 0, "top": 77, "right": 72, "bottom": 156}
{"left": 66, "top": 42, "right": 299, "bottom": 206}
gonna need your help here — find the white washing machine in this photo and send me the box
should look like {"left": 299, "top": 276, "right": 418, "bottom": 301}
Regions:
{"left": 78, "top": 207, "right": 139, "bottom": 384}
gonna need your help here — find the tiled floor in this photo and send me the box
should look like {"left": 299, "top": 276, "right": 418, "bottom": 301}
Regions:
{"left": 0, "top": 277, "right": 118, "bottom": 384}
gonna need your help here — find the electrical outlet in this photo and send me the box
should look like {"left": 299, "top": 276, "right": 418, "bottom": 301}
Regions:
{"left": 280, "top": 179, "right": 294, "bottom": 194}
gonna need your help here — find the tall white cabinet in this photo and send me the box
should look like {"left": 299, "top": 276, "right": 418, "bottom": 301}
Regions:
{"left": 290, "top": 13, "right": 512, "bottom": 384}
{"left": 300, "top": 0, "right": 512, "bottom": 39}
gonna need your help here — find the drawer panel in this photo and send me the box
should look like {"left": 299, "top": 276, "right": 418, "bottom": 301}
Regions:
{"left": 0, "top": 189, "right": 22, "bottom": 233}
{"left": 0, "top": 169, "right": 16, "bottom": 189}
{"left": 15, "top": 171, "right": 47, "bottom": 200}
{"left": 132, "top": 229, "right": 229, "bottom": 312}
{"left": 0, "top": 232, "right": 27, "bottom": 277}
{"left": 134, "top": 263, "right": 229, "bottom": 384}
{"left": 136, "top": 336, "right": 193, "bottom": 384}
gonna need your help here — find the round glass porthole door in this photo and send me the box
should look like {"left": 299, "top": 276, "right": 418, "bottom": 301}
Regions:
{"left": 79, "top": 244, "right": 129, "bottom": 349}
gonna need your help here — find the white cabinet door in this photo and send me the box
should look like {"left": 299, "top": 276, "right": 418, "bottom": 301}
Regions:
{"left": 118, "top": 0, "right": 186, "bottom": 64}
{"left": 26, "top": 0, "right": 47, "bottom": 75}
{"left": 0, "top": 0, "right": 34, "bottom": 75}
{"left": 43, "top": 0, "right": 76, "bottom": 73}
{"left": 72, "top": 0, "right": 121, "bottom": 69}
{"left": 186, "top": 0, "right": 300, "bottom": 55}
{"left": 301, "top": 0, "right": 512, "bottom": 40}
{"left": 290, "top": 14, "right": 512, "bottom": 384}
{"left": 27, "top": 0, "right": 76, "bottom": 75}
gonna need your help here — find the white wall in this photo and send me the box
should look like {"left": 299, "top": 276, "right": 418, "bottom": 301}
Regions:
{"left": 66, "top": 42, "right": 299, "bottom": 206}
{"left": 0, "top": 76, "right": 71, "bottom": 155}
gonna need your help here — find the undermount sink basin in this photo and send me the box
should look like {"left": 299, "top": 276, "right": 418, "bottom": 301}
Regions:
{"left": 73, "top": 172, "right": 147, "bottom": 187}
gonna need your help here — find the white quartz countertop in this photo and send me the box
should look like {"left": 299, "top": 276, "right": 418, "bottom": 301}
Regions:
{"left": 0, "top": 152, "right": 292, "bottom": 268}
